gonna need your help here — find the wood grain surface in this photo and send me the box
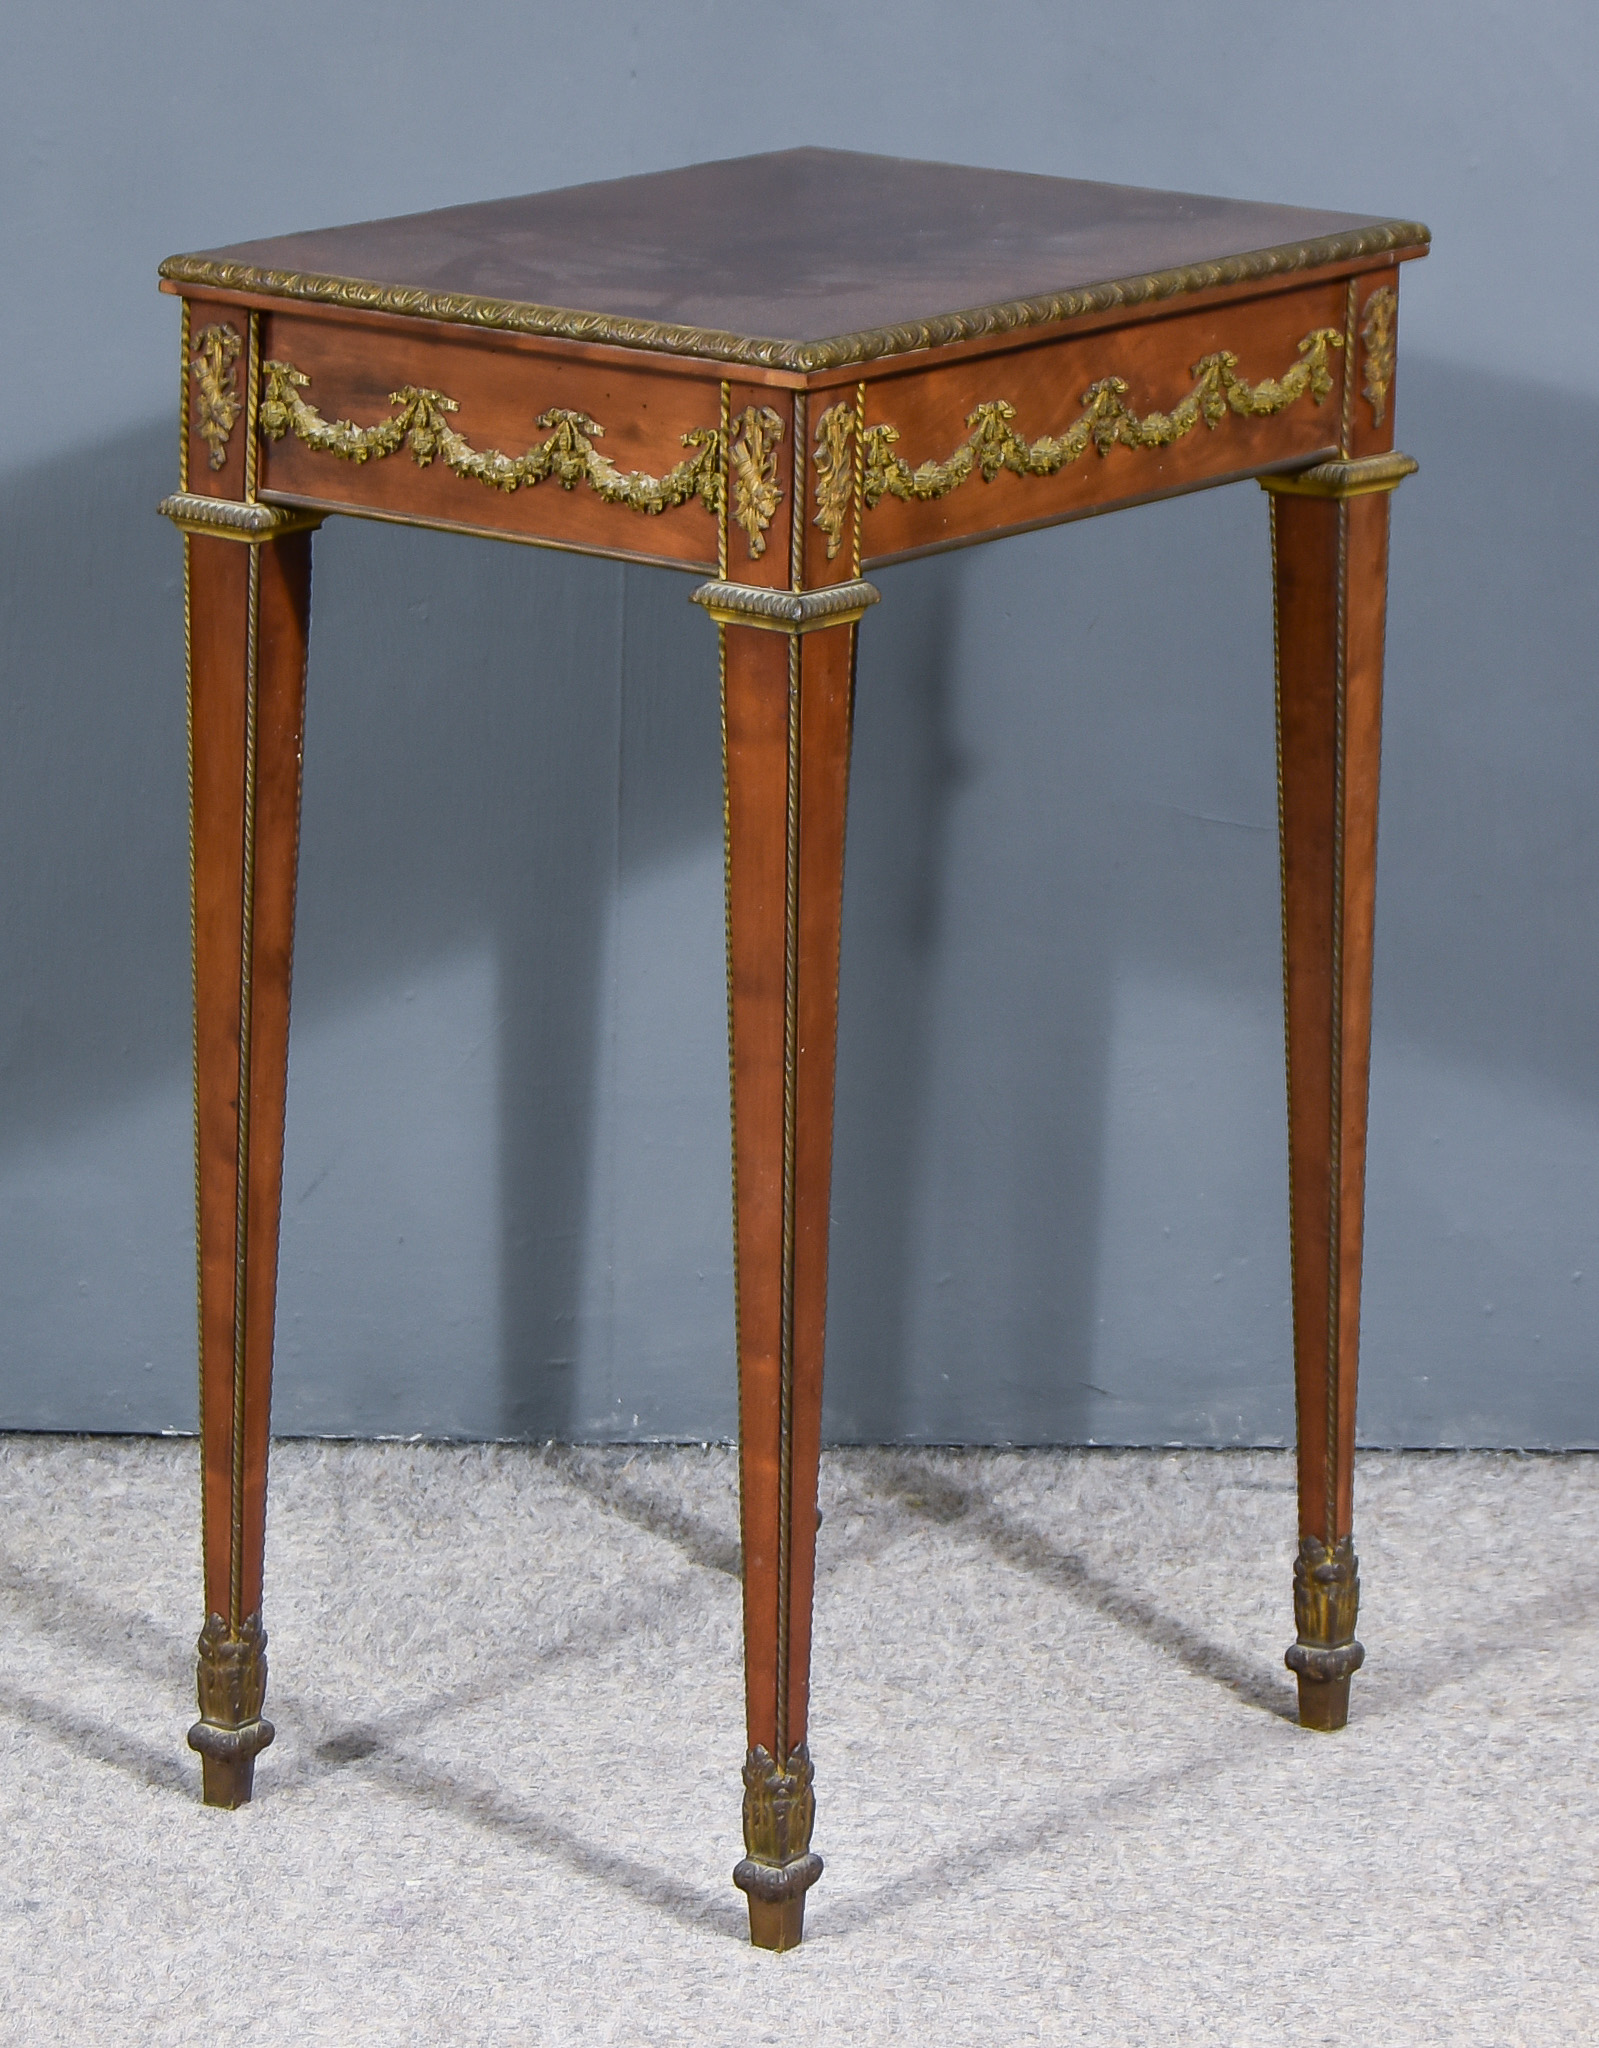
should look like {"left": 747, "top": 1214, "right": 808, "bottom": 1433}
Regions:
{"left": 189, "top": 530, "right": 312, "bottom": 1638}
{"left": 165, "top": 166, "right": 1425, "bottom": 1916}
{"left": 166, "top": 149, "right": 1423, "bottom": 359}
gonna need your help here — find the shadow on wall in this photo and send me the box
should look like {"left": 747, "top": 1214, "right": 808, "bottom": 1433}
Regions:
{"left": 805, "top": 347, "right": 1599, "bottom": 1444}
{"left": 0, "top": 421, "right": 715, "bottom": 1436}
{"left": 831, "top": 487, "right": 1277, "bottom": 1445}
{"left": 0, "top": 423, "right": 190, "bottom": 1156}
{"left": 825, "top": 557, "right": 962, "bottom": 1441}
{"left": 1376, "top": 352, "right": 1599, "bottom": 1104}
{"left": 1, "top": 348, "right": 1597, "bottom": 1441}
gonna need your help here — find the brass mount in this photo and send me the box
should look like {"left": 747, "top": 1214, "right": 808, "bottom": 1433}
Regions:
{"left": 189, "top": 1610, "right": 275, "bottom": 1806}
{"left": 1286, "top": 1535, "right": 1365, "bottom": 1731}
{"left": 733, "top": 1743, "right": 823, "bottom": 1951}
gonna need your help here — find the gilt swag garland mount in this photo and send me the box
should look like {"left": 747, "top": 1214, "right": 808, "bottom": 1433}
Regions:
{"left": 187, "top": 319, "right": 1356, "bottom": 558}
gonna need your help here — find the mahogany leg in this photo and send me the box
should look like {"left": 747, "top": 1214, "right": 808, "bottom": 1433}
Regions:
{"left": 183, "top": 522, "right": 313, "bottom": 1803}
{"left": 1265, "top": 456, "right": 1413, "bottom": 1730}
{"left": 714, "top": 602, "right": 861, "bottom": 1949}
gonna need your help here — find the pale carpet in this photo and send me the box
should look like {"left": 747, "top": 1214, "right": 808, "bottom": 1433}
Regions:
{"left": 0, "top": 1436, "right": 1594, "bottom": 2046}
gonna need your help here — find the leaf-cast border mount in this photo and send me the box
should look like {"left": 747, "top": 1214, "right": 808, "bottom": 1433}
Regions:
{"left": 729, "top": 405, "right": 785, "bottom": 558}
{"left": 834, "top": 326, "right": 1345, "bottom": 526}
{"left": 1360, "top": 285, "right": 1398, "bottom": 427}
{"left": 190, "top": 323, "right": 243, "bottom": 470}
{"left": 812, "top": 403, "right": 856, "bottom": 560}
{"left": 257, "top": 361, "right": 725, "bottom": 518}
{"left": 159, "top": 219, "right": 1429, "bottom": 374}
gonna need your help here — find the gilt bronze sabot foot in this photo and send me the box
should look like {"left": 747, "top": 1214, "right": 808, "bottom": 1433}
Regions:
{"left": 1285, "top": 1536, "right": 1365, "bottom": 1730}
{"left": 188, "top": 1610, "right": 275, "bottom": 1807}
{"left": 733, "top": 1743, "right": 823, "bottom": 1950}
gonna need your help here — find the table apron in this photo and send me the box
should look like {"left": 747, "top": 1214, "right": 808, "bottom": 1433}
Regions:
{"left": 843, "top": 278, "right": 1365, "bottom": 566}
{"left": 252, "top": 310, "right": 726, "bottom": 570}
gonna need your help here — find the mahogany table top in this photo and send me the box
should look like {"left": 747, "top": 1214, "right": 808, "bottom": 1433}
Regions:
{"left": 160, "top": 147, "right": 1429, "bottom": 373}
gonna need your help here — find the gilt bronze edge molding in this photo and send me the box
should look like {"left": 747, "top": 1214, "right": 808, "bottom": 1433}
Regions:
{"left": 691, "top": 577, "right": 879, "bottom": 633}
{"left": 1259, "top": 450, "right": 1418, "bottom": 499}
{"left": 158, "top": 221, "right": 1429, "bottom": 373}
{"left": 159, "top": 490, "right": 324, "bottom": 540}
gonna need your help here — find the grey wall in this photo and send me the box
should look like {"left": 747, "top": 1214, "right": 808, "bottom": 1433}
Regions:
{"left": 2, "top": 2, "right": 1596, "bottom": 1445}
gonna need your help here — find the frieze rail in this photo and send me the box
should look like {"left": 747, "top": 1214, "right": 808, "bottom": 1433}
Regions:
{"left": 195, "top": 325, "right": 1356, "bottom": 557}
{"left": 251, "top": 363, "right": 805, "bottom": 553}
{"left": 259, "top": 361, "right": 727, "bottom": 519}
{"left": 813, "top": 326, "right": 1345, "bottom": 556}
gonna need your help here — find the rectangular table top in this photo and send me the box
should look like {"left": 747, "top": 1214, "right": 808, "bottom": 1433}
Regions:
{"left": 161, "top": 148, "right": 1428, "bottom": 373}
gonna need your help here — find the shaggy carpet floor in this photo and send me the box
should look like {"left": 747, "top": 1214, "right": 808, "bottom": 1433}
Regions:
{"left": 0, "top": 1437, "right": 1593, "bottom": 2045}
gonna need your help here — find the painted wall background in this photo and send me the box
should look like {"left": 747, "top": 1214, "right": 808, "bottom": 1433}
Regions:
{"left": 2, "top": 1, "right": 1596, "bottom": 1445}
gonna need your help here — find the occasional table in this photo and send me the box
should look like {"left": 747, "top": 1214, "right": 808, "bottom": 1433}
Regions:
{"left": 158, "top": 148, "right": 1427, "bottom": 1949}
